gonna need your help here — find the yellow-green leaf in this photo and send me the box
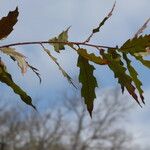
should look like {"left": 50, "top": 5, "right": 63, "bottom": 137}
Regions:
{"left": 78, "top": 48, "right": 108, "bottom": 65}
{"left": 0, "top": 7, "right": 19, "bottom": 40}
{"left": 49, "top": 27, "right": 69, "bottom": 52}
{"left": 41, "top": 46, "right": 76, "bottom": 88}
{"left": 0, "top": 47, "right": 28, "bottom": 74}
{"left": 77, "top": 55, "right": 98, "bottom": 117}
{"left": 134, "top": 47, "right": 150, "bottom": 57}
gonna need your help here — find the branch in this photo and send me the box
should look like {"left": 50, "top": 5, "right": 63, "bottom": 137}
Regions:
{"left": 0, "top": 40, "right": 117, "bottom": 50}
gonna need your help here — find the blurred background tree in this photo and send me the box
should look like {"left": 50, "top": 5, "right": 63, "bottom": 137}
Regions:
{"left": 0, "top": 88, "right": 144, "bottom": 150}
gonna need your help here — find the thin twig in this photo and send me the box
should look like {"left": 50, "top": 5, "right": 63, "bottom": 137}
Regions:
{"left": 134, "top": 18, "right": 150, "bottom": 38}
{"left": 0, "top": 40, "right": 116, "bottom": 50}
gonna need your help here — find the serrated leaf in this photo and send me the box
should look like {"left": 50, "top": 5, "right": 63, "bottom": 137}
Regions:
{"left": 134, "top": 47, "right": 150, "bottom": 57}
{"left": 49, "top": 27, "right": 69, "bottom": 52}
{"left": 77, "top": 48, "right": 108, "bottom": 65}
{"left": 41, "top": 46, "right": 76, "bottom": 88}
{"left": 108, "top": 49, "right": 125, "bottom": 93}
{"left": 102, "top": 51, "right": 141, "bottom": 105}
{"left": 134, "top": 55, "right": 150, "bottom": 69}
{"left": 77, "top": 55, "right": 98, "bottom": 117}
{"left": 92, "top": 2, "right": 115, "bottom": 34}
{"left": 120, "top": 35, "right": 150, "bottom": 70}
{"left": 0, "top": 47, "right": 28, "bottom": 74}
{"left": 0, "top": 7, "right": 19, "bottom": 40}
{"left": 123, "top": 53, "right": 144, "bottom": 103}
{"left": 120, "top": 35, "right": 150, "bottom": 55}
{"left": 0, "top": 60, "right": 35, "bottom": 109}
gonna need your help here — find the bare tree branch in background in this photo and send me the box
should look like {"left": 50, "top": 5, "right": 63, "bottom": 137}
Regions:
{"left": 62, "top": 88, "right": 135, "bottom": 150}
{"left": 0, "top": 88, "right": 140, "bottom": 150}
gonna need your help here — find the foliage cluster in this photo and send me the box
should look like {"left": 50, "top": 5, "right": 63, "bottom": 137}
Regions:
{"left": 0, "top": 3, "right": 149, "bottom": 116}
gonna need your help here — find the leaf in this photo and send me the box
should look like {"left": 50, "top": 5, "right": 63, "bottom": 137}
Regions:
{"left": 77, "top": 55, "right": 98, "bottom": 117}
{"left": 27, "top": 63, "right": 41, "bottom": 83}
{"left": 41, "top": 45, "right": 76, "bottom": 88}
{"left": 120, "top": 35, "right": 150, "bottom": 55}
{"left": 49, "top": 27, "right": 70, "bottom": 53}
{"left": 102, "top": 51, "right": 141, "bottom": 106}
{"left": 0, "top": 7, "right": 19, "bottom": 40}
{"left": 92, "top": 2, "right": 116, "bottom": 34}
{"left": 108, "top": 48, "right": 125, "bottom": 93}
{"left": 123, "top": 53, "right": 144, "bottom": 103}
{"left": 84, "top": 2, "right": 116, "bottom": 43}
{"left": 134, "top": 55, "right": 150, "bottom": 69}
{"left": 134, "top": 47, "right": 150, "bottom": 57}
{"left": 120, "top": 35, "right": 150, "bottom": 70}
{"left": 134, "top": 18, "right": 150, "bottom": 38}
{"left": 77, "top": 48, "right": 108, "bottom": 65}
{"left": 0, "top": 47, "right": 28, "bottom": 74}
{"left": 0, "top": 60, "right": 35, "bottom": 109}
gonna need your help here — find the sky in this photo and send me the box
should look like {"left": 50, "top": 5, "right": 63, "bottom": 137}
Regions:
{"left": 0, "top": 0, "right": 150, "bottom": 147}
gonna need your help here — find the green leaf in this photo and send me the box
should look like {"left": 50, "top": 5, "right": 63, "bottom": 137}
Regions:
{"left": 102, "top": 51, "right": 141, "bottom": 105}
{"left": 0, "top": 7, "right": 19, "bottom": 40}
{"left": 41, "top": 46, "right": 76, "bottom": 88}
{"left": 123, "top": 53, "right": 144, "bottom": 103}
{"left": 77, "top": 55, "right": 98, "bottom": 117}
{"left": 0, "top": 47, "right": 28, "bottom": 74}
{"left": 134, "top": 55, "right": 150, "bottom": 69}
{"left": 49, "top": 27, "right": 69, "bottom": 52}
{"left": 77, "top": 48, "right": 108, "bottom": 65}
{"left": 120, "top": 35, "right": 150, "bottom": 55}
{"left": 107, "top": 49, "right": 125, "bottom": 93}
{"left": 120, "top": 35, "right": 150, "bottom": 71}
{"left": 0, "top": 60, "right": 35, "bottom": 109}
{"left": 92, "top": 2, "right": 115, "bottom": 34}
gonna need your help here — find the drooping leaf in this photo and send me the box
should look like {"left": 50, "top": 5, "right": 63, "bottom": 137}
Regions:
{"left": 49, "top": 27, "right": 70, "bottom": 52}
{"left": 120, "top": 35, "right": 150, "bottom": 55}
{"left": 107, "top": 48, "right": 125, "bottom": 93}
{"left": 102, "top": 51, "right": 141, "bottom": 105}
{"left": 0, "top": 47, "right": 28, "bottom": 74}
{"left": 41, "top": 45, "right": 76, "bottom": 88}
{"left": 0, "top": 60, "right": 35, "bottom": 109}
{"left": 0, "top": 7, "right": 19, "bottom": 40}
{"left": 123, "top": 53, "right": 144, "bottom": 103}
{"left": 77, "top": 55, "right": 98, "bottom": 117}
{"left": 77, "top": 48, "right": 108, "bottom": 65}
{"left": 7, "top": 54, "right": 41, "bottom": 83}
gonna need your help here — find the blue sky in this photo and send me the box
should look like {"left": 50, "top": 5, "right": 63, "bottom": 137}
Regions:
{"left": 0, "top": 0, "right": 150, "bottom": 147}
